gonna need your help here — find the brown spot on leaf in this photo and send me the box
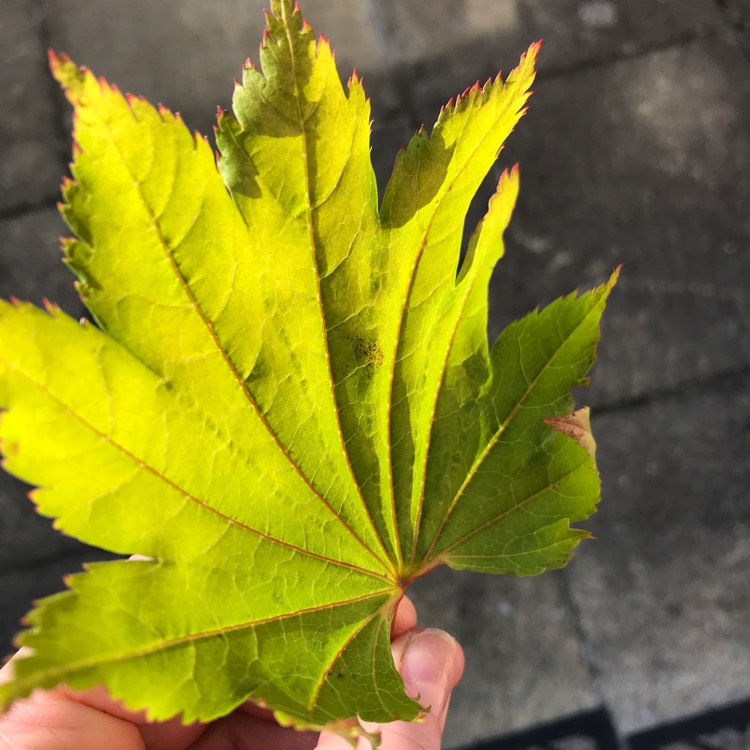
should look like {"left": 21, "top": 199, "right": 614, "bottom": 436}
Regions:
{"left": 543, "top": 407, "right": 596, "bottom": 458}
{"left": 353, "top": 336, "right": 384, "bottom": 368}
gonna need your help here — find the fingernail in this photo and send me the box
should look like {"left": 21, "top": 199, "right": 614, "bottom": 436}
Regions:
{"left": 399, "top": 629, "right": 458, "bottom": 716}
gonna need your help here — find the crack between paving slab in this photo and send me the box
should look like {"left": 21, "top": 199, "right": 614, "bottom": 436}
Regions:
{"left": 713, "top": 0, "right": 750, "bottom": 30}
{"left": 0, "top": 198, "right": 59, "bottom": 222}
{"left": 558, "top": 568, "right": 608, "bottom": 709}
{"left": 31, "top": 0, "right": 70, "bottom": 178}
{"left": 385, "top": 26, "right": 723, "bottom": 113}
{"left": 363, "top": 0, "right": 422, "bottom": 131}
{"left": 0, "top": 548, "right": 122, "bottom": 579}
{"left": 538, "top": 29, "right": 716, "bottom": 83}
{"left": 712, "top": 0, "right": 750, "bottom": 64}
{"left": 590, "top": 365, "right": 750, "bottom": 418}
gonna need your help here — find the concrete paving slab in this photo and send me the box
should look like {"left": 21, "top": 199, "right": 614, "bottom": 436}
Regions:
{"left": 44, "top": 0, "right": 397, "bottom": 139}
{"left": 404, "top": 37, "right": 750, "bottom": 408}
{"left": 0, "top": 0, "right": 66, "bottom": 210}
{"left": 408, "top": 566, "right": 598, "bottom": 747}
{"left": 724, "top": 0, "right": 750, "bottom": 21}
{"left": 0, "top": 552, "right": 117, "bottom": 655}
{"left": 375, "top": 0, "right": 722, "bottom": 104}
{"left": 371, "top": 115, "right": 413, "bottom": 201}
{"left": 0, "top": 207, "right": 84, "bottom": 318}
{"left": 301, "top": 0, "right": 398, "bottom": 119}
{"left": 0, "top": 209, "right": 89, "bottom": 573}
{"left": 722, "top": 0, "right": 750, "bottom": 53}
{"left": 496, "top": 38, "right": 750, "bottom": 407}
{"left": 566, "top": 374, "right": 750, "bottom": 733}
{"left": 0, "top": 472, "right": 87, "bottom": 572}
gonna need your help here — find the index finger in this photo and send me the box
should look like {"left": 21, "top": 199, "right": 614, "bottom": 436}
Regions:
{"left": 0, "top": 650, "right": 206, "bottom": 750}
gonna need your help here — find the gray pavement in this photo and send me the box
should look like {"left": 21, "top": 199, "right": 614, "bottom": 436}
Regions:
{"left": 0, "top": 0, "right": 748, "bottom": 747}
{"left": 568, "top": 373, "right": 750, "bottom": 733}
{"left": 0, "top": 1, "right": 66, "bottom": 211}
{"left": 410, "top": 567, "right": 599, "bottom": 747}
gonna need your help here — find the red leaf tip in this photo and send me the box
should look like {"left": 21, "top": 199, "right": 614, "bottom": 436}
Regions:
{"left": 125, "top": 92, "right": 142, "bottom": 110}
{"left": 48, "top": 49, "right": 73, "bottom": 72}
{"left": 523, "top": 40, "right": 543, "bottom": 66}
{"left": 156, "top": 103, "right": 174, "bottom": 123}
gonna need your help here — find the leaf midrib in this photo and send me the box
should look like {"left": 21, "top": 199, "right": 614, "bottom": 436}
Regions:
{"left": 407, "top": 238, "right": 496, "bottom": 569}
{"left": 435, "top": 461, "right": 590, "bottom": 561}
{"left": 11, "top": 590, "right": 392, "bottom": 699}
{"left": 2, "top": 354, "right": 392, "bottom": 582}
{"left": 277, "top": 2, "right": 394, "bottom": 571}
{"left": 386, "top": 80, "right": 531, "bottom": 574}
{"left": 82, "top": 90, "right": 393, "bottom": 576}
{"left": 421, "top": 296, "right": 603, "bottom": 564}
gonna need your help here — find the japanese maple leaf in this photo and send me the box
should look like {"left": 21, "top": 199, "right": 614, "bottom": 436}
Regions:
{"left": 0, "top": 0, "right": 616, "bottom": 741}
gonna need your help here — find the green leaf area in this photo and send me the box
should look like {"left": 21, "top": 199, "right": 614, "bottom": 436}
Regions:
{"left": 0, "top": 0, "right": 616, "bottom": 736}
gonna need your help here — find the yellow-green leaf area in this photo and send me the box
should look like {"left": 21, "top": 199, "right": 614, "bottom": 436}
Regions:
{"left": 0, "top": 0, "right": 616, "bottom": 739}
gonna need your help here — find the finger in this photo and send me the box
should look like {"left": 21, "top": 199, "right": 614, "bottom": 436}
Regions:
{"left": 376, "top": 629, "right": 463, "bottom": 749}
{"left": 1, "top": 650, "right": 206, "bottom": 750}
{"left": 57, "top": 683, "right": 207, "bottom": 750}
{"left": 193, "top": 603, "right": 424, "bottom": 740}
{"left": 187, "top": 710, "right": 319, "bottom": 750}
{"left": 316, "top": 628, "right": 463, "bottom": 750}
{"left": 403, "top": 628, "right": 464, "bottom": 740}
{"left": 4, "top": 557, "right": 206, "bottom": 749}
{"left": 391, "top": 595, "right": 417, "bottom": 639}
{"left": 0, "top": 681, "right": 145, "bottom": 750}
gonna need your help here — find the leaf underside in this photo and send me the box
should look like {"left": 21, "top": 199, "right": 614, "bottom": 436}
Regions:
{"left": 0, "top": 0, "right": 616, "bottom": 736}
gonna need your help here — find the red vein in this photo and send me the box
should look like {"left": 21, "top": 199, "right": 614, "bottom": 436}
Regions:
{"left": 430, "top": 464, "right": 587, "bottom": 561}
{"left": 306, "top": 608, "right": 380, "bottom": 711}
{"left": 409, "top": 171, "right": 518, "bottom": 569}
{"left": 3, "top": 356, "right": 392, "bottom": 584}
{"left": 11, "top": 590, "right": 391, "bottom": 691}
{"left": 407, "top": 252, "right": 485, "bottom": 569}
{"left": 385, "top": 73, "right": 534, "bottom": 576}
{"left": 278, "top": 3, "right": 393, "bottom": 571}
{"left": 80, "top": 78, "right": 392, "bottom": 576}
{"left": 370, "top": 606, "right": 395, "bottom": 712}
{"left": 383, "top": 152, "right": 436, "bottom": 573}
{"left": 421, "top": 302, "right": 603, "bottom": 565}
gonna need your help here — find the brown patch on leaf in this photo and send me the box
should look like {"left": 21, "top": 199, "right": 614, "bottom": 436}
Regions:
{"left": 543, "top": 407, "right": 596, "bottom": 458}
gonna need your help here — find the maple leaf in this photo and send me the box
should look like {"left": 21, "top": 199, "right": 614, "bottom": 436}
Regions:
{"left": 0, "top": 0, "right": 617, "bottom": 740}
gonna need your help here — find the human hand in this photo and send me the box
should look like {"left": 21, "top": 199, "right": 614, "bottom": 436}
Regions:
{"left": 0, "top": 595, "right": 463, "bottom": 749}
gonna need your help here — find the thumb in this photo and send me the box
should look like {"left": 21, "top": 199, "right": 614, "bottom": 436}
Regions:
{"left": 316, "top": 628, "right": 463, "bottom": 750}
{"left": 381, "top": 628, "right": 463, "bottom": 749}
